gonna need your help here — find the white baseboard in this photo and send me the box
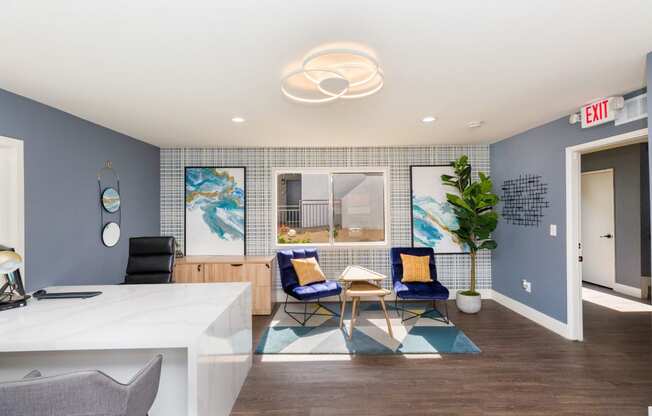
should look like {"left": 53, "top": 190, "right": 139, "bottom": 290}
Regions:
{"left": 613, "top": 283, "right": 642, "bottom": 299}
{"left": 491, "top": 290, "right": 572, "bottom": 340}
{"left": 276, "top": 288, "right": 493, "bottom": 302}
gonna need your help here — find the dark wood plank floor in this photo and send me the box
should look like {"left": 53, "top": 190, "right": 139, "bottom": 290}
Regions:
{"left": 231, "top": 298, "right": 652, "bottom": 415}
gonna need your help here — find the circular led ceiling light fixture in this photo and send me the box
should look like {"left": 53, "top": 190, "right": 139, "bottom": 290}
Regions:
{"left": 281, "top": 48, "right": 384, "bottom": 104}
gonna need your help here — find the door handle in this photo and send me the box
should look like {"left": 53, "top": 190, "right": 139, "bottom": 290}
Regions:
{"left": 599, "top": 234, "right": 613, "bottom": 239}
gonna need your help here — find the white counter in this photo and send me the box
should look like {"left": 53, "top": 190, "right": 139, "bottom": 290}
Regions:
{"left": 0, "top": 283, "right": 252, "bottom": 416}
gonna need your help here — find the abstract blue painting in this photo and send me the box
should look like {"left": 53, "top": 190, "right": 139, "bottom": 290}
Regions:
{"left": 185, "top": 167, "right": 246, "bottom": 255}
{"left": 411, "top": 165, "right": 467, "bottom": 254}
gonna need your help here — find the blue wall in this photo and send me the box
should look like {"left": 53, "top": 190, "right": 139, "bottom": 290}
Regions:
{"left": 0, "top": 89, "right": 160, "bottom": 290}
{"left": 491, "top": 89, "right": 647, "bottom": 323}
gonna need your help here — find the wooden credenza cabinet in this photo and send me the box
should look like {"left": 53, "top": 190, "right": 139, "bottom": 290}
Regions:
{"left": 174, "top": 256, "right": 276, "bottom": 315}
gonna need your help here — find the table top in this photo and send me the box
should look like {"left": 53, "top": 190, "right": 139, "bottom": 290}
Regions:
{"left": 339, "top": 265, "right": 386, "bottom": 282}
{"left": 0, "top": 283, "right": 250, "bottom": 352}
{"left": 176, "top": 255, "right": 275, "bottom": 265}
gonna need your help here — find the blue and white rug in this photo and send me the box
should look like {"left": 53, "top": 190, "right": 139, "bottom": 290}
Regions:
{"left": 256, "top": 302, "right": 480, "bottom": 354}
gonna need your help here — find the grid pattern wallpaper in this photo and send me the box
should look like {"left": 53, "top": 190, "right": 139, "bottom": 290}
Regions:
{"left": 160, "top": 145, "right": 491, "bottom": 292}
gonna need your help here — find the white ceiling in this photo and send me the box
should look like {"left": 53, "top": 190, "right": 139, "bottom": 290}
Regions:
{"left": 1, "top": 1, "right": 651, "bottom": 148}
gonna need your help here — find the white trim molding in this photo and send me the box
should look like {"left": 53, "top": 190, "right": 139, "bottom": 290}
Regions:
{"left": 565, "top": 127, "right": 648, "bottom": 342}
{"left": 613, "top": 283, "right": 642, "bottom": 299}
{"left": 491, "top": 290, "right": 572, "bottom": 339}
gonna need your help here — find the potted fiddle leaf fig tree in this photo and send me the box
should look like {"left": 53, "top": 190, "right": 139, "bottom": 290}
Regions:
{"left": 441, "top": 155, "right": 499, "bottom": 314}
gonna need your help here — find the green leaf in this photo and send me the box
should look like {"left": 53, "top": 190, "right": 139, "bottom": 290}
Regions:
{"left": 446, "top": 194, "right": 472, "bottom": 212}
{"left": 478, "top": 193, "right": 498, "bottom": 205}
{"left": 479, "top": 240, "right": 497, "bottom": 250}
{"left": 480, "top": 177, "right": 493, "bottom": 193}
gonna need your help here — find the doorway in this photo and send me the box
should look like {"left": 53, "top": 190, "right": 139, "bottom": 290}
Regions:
{"left": 580, "top": 169, "right": 615, "bottom": 288}
{"left": 566, "top": 128, "right": 649, "bottom": 341}
{"left": 0, "top": 136, "right": 25, "bottom": 280}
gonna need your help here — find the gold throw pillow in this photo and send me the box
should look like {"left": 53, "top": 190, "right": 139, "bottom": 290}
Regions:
{"left": 291, "top": 257, "right": 327, "bottom": 286}
{"left": 400, "top": 254, "right": 432, "bottom": 283}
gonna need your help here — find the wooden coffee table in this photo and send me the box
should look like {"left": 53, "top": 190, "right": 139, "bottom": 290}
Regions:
{"left": 338, "top": 266, "right": 393, "bottom": 339}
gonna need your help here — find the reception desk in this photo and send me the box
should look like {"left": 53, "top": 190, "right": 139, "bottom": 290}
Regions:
{"left": 0, "top": 283, "right": 252, "bottom": 416}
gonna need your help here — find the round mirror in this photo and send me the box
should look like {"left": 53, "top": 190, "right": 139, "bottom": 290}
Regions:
{"left": 102, "top": 222, "right": 120, "bottom": 247}
{"left": 101, "top": 187, "right": 120, "bottom": 213}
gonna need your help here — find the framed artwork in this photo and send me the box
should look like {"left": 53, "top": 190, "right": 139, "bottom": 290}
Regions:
{"left": 410, "top": 165, "right": 468, "bottom": 254}
{"left": 185, "top": 167, "right": 246, "bottom": 255}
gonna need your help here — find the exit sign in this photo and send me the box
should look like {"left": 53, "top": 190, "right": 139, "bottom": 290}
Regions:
{"left": 581, "top": 97, "right": 619, "bottom": 128}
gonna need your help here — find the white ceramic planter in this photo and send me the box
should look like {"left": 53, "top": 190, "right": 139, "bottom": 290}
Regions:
{"left": 456, "top": 291, "right": 482, "bottom": 314}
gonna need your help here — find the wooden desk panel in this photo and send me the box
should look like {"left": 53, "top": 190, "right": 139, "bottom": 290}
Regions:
{"left": 175, "top": 263, "right": 206, "bottom": 283}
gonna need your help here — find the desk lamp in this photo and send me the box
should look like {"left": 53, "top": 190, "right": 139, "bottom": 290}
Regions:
{"left": 0, "top": 250, "right": 29, "bottom": 310}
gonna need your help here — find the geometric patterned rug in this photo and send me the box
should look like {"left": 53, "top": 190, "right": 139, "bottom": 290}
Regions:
{"left": 255, "top": 302, "right": 480, "bottom": 354}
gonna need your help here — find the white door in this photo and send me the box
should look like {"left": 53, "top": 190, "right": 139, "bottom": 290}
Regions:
{"left": 581, "top": 169, "right": 615, "bottom": 288}
{"left": 0, "top": 136, "right": 25, "bottom": 280}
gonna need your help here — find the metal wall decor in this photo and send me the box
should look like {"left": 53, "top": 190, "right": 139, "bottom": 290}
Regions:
{"left": 501, "top": 174, "right": 549, "bottom": 227}
{"left": 98, "top": 161, "right": 122, "bottom": 247}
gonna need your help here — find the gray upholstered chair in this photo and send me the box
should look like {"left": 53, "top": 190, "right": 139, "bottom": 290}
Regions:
{"left": 0, "top": 355, "right": 162, "bottom": 416}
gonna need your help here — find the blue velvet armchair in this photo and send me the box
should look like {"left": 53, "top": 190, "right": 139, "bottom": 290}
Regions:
{"left": 390, "top": 247, "right": 450, "bottom": 323}
{"left": 277, "top": 249, "right": 342, "bottom": 325}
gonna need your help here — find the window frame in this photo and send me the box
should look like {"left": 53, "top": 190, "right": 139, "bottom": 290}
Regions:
{"left": 272, "top": 167, "right": 391, "bottom": 249}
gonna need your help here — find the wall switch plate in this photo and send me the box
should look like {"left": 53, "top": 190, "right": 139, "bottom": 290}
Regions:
{"left": 550, "top": 224, "right": 557, "bottom": 237}
{"left": 521, "top": 279, "right": 532, "bottom": 293}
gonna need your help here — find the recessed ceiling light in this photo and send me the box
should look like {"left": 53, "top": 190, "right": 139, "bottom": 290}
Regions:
{"left": 231, "top": 117, "right": 246, "bottom": 123}
{"left": 421, "top": 116, "right": 436, "bottom": 123}
{"left": 468, "top": 120, "right": 484, "bottom": 128}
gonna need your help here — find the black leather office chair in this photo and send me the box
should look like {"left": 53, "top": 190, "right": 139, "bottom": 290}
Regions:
{"left": 124, "top": 237, "right": 175, "bottom": 284}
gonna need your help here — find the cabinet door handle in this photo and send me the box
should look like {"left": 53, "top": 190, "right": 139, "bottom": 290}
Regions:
{"left": 197, "top": 264, "right": 202, "bottom": 272}
{"left": 231, "top": 264, "right": 243, "bottom": 267}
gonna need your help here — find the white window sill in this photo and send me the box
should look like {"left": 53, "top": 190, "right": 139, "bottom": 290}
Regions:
{"left": 274, "top": 241, "right": 391, "bottom": 251}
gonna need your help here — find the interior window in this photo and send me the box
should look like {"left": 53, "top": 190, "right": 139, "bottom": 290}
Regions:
{"left": 332, "top": 173, "right": 385, "bottom": 243}
{"left": 275, "top": 170, "right": 387, "bottom": 246}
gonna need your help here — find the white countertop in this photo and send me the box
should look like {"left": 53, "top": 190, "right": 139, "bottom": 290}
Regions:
{"left": 0, "top": 283, "right": 250, "bottom": 352}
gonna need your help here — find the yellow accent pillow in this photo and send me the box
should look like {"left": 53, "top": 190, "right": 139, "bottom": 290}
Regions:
{"left": 291, "top": 257, "right": 327, "bottom": 286}
{"left": 400, "top": 254, "right": 432, "bottom": 283}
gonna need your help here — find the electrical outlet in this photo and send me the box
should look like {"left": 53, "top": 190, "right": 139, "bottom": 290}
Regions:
{"left": 521, "top": 279, "right": 532, "bottom": 293}
{"left": 550, "top": 224, "right": 557, "bottom": 237}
